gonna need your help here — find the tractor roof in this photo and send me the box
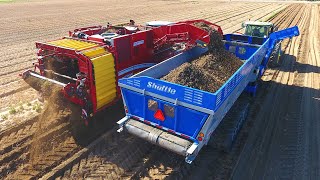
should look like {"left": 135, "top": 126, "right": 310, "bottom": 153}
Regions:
{"left": 244, "top": 21, "right": 273, "bottom": 26}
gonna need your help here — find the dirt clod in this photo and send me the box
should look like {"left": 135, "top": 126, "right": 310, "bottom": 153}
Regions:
{"left": 162, "top": 30, "right": 243, "bottom": 93}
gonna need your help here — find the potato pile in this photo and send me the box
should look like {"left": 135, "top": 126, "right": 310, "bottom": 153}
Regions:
{"left": 162, "top": 29, "right": 243, "bottom": 93}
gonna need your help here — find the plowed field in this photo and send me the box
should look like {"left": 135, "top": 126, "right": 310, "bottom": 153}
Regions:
{"left": 1, "top": 0, "right": 319, "bottom": 179}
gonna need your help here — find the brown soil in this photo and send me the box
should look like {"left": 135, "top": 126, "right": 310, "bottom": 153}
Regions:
{"left": 193, "top": 22, "right": 213, "bottom": 32}
{"left": 29, "top": 86, "right": 70, "bottom": 164}
{"left": 162, "top": 30, "right": 243, "bottom": 93}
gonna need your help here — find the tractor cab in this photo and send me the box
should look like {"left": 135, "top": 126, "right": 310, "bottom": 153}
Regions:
{"left": 242, "top": 21, "right": 275, "bottom": 38}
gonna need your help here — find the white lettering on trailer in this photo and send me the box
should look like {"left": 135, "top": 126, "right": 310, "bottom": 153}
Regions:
{"left": 147, "top": 82, "right": 176, "bottom": 95}
{"left": 133, "top": 40, "right": 144, "bottom": 47}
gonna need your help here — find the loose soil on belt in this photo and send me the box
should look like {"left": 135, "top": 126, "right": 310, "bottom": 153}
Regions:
{"left": 193, "top": 21, "right": 213, "bottom": 32}
{"left": 162, "top": 30, "right": 243, "bottom": 93}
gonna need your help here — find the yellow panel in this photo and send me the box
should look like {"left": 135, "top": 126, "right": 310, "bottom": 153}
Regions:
{"left": 82, "top": 47, "right": 106, "bottom": 58}
{"left": 48, "top": 38, "right": 115, "bottom": 109}
{"left": 91, "top": 53, "right": 116, "bottom": 109}
{"left": 48, "top": 39, "right": 98, "bottom": 51}
{"left": 48, "top": 39, "right": 108, "bottom": 58}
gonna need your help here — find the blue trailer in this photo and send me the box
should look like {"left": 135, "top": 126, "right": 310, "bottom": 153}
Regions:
{"left": 117, "top": 26, "right": 299, "bottom": 163}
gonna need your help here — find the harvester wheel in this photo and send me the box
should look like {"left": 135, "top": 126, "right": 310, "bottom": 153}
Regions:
{"left": 68, "top": 104, "right": 92, "bottom": 145}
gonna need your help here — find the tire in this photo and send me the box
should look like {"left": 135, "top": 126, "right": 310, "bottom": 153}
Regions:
{"left": 269, "top": 41, "right": 281, "bottom": 67}
{"left": 68, "top": 104, "right": 93, "bottom": 145}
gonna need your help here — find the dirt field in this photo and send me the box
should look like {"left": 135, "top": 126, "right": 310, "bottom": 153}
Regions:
{"left": 0, "top": 0, "right": 319, "bottom": 179}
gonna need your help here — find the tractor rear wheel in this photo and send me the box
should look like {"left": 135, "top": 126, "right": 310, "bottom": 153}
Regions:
{"left": 269, "top": 42, "right": 282, "bottom": 67}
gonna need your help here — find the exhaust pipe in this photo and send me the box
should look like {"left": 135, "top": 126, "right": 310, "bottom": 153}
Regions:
{"left": 124, "top": 119, "right": 193, "bottom": 156}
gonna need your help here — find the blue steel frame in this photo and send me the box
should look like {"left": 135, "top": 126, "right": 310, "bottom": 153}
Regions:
{"left": 117, "top": 26, "right": 299, "bottom": 163}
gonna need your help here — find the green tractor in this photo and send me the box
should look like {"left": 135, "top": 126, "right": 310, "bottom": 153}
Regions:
{"left": 242, "top": 21, "right": 282, "bottom": 66}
